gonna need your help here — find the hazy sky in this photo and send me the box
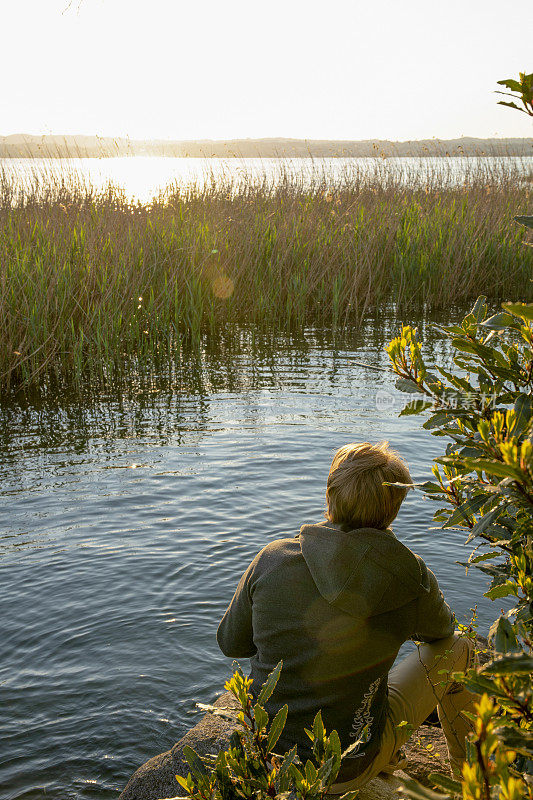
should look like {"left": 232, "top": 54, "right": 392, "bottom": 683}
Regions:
{"left": 2, "top": 0, "right": 532, "bottom": 141}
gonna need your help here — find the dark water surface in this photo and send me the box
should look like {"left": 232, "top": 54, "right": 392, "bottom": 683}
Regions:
{"left": 0, "top": 318, "right": 496, "bottom": 799}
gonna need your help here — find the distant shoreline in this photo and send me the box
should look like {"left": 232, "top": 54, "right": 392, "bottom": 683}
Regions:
{"left": 1, "top": 135, "right": 532, "bottom": 159}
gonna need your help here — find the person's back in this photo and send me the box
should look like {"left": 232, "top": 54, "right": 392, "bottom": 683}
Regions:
{"left": 217, "top": 442, "right": 476, "bottom": 789}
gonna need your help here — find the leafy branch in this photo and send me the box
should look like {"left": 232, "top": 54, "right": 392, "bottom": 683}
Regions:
{"left": 496, "top": 73, "right": 533, "bottom": 117}
{"left": 173, "top": 661, "right": 361, "bottom": 800}
{"left": 386, "top": 297, "right": 533, "bottom": 800}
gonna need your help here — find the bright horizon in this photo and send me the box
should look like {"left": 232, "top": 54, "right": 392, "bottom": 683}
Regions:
{"left": 2, "top": 0, "right": 532, "bottom": 142}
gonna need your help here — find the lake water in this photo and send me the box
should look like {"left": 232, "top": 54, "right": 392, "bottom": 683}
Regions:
{"left": 1, "top": 155, "right": 532, "bottom": 204}
{"left": 0, "top": 317, "right": 501, "bottom": 799}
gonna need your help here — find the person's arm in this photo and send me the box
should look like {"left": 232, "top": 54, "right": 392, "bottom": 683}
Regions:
{"left": 413, "top": 563, "right": 455, "bottom": 642}
{"left": 217, "top": 557, "right": 258, "bottom": 658}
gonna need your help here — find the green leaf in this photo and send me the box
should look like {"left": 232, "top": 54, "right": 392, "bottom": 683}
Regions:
{"left": 442, "top": 494, "right": 492, "bottom": 529}
{"left": 514, "top": 215, "right": 533, "bottom": 230}
{"left": 484, "top": 581, "right": 519, "bottom": 600}
{"left": 382, "top": 481, "right": 421, "bottom": 489}
{"left": 341, "top": 725, "right": 371, "bottom": 758}
{"left": 497, "top": 78, "right": 524, "bottom": 92}
{"left": 496, "top": 726, "right": 533, "bottom": 757}
{"left": 229, "top": 731, "right": 244, "bottom": 754}
{"left": 459, "top": 445, "right": 488, "bottom": 458}
{"left": 316, "top": 755, "right": 336, "bottom": 786}
{"left": 312, "top": 710, "right": 326, "bottom": 740}
{"left": 398, "top": 776, "right": 450, "bottom": 800}
{"left": 468, "top": 550, "right": 500, "bottom": 564}
{"left": 267, "top": 704, "right": 288, "bottom": 753}
{"left": 481, "top": 652, "right": 533, "bottom": 674}
{"left": 278, "top": 744, "right": 298, "bottom": 778}
{"left": 289, "top": 763, "right": 305, "bottom": 788}
{"left": 328, "top": 728, "right": 342, "bottom": 763}
{"left": 429, "top": 773, "right": 462, "bottom": 794}
{"left": 434, "top": 365, "right": 470, "bottom": 390}
{"left": 488, "top": 616, "right": 520, "bottom": 654}
{"left": 463, "top": 458, "right": 524, "bottom": 482}
{"left": 512, "top": 394, "right": 533, "bottom": 435}
{"left": 465, "top": 506, "right": 506, "bottom": 542}
{"left": 478, "top": 562, "right": 512, "bottom": 578}
{"left": 450, "top": 337, "right": 480, "bottom": 357}
{"left": 183, "top": 745, "right": 208, "bottom": 779}
{"left": 502, "top": 302, "right": 533, "bottom": 321}
{"left": 254, "top": 703, "right": 269, "bottom": 732}
{"left": 400, "top": 400, "right": 433, "bottom": 416}
{"left": 516, "top": 603, "right": 533, "bottom": 623}
{"left": 175, "top": 774, "right": 192, "bottom": 793}
{"left": 497, "top": 100, "right": 521, "bottom": 110}
{"left": 432, "top": 323, "right": 465, "bottom": 337}
{"left": 256, "top": 660, "right": 283, "bottom": 706}
{"left": 479, "top": 312, "right": 517, "bottom": 331}
{"left": 470, "top": 295, "right": 488, "bottom": 321}
{"left": 395, "top": 377, "right": 424, "bottom": 393}
{"left": 421, "top": 481, "right": 447, "bottom": 495}
{"left": 305, "top": 760, "right": 317, "bottom": 784}
{"left": 460, "top": 672, "right": 503, "bottom": 696}
{"left": 423, "top": 412, "right": 456, "bottom": 430}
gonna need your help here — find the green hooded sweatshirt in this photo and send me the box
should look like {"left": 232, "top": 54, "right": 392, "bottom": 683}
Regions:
{"left": 217, "top": 521, "right": 454, "bottom": 781}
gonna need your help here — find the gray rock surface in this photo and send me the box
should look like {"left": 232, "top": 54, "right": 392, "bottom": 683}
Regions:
{"left": 402, "top": 725, "right": 450, "bottom": 787}
{"left": 118, "top": 693, "right": 450, "bottom": 800}
{"left": 119, "top": 693, "right": 240, "bottom": 800}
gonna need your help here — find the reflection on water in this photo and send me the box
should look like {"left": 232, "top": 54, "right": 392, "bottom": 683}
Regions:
{"left": 2, "top": 155, "right": 532, "bottom": 205}
{"left": 0, "top": 318, "right": 496, "bottom": 799}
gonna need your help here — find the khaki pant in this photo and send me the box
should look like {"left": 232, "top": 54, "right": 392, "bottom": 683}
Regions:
{"left": 328, "top": 632, "right": 476, "bottom": 794}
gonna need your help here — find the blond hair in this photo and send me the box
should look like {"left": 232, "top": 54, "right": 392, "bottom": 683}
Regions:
{"left": 325, "top": 441, "right": 411, "bottom": 530}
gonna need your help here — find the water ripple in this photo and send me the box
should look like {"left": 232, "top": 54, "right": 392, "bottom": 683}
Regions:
{"left": 0, "top": 324, "right": 494, "bottom": 798}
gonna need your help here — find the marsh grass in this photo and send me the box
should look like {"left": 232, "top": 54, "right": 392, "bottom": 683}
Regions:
{"left": 1, "top": 158, "right": 531, "bottom": 396}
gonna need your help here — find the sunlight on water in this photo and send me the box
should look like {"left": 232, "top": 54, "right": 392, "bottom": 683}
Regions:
{"left": 2, "top": 155, "right": 532, "bottom": 205}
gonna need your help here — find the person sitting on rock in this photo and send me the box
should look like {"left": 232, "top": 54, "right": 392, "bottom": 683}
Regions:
{"left": 217, "top": 441, "right": 476, "bottom": 793}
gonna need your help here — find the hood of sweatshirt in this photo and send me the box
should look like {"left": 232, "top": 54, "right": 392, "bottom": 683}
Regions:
{"left": 299, "top": 521, "right": 430, "bottom": 618}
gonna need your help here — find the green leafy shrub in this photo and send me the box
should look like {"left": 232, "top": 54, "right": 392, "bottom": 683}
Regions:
{"left": 174, "top": 661, "right": 359, "bottom": 800}
{"left": 385, "top": 292, "right": 533, "bottom": 800}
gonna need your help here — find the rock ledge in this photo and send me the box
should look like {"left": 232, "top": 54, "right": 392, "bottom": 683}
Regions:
{"left": 119, "top": 693, "right": 450, "bottom": 800}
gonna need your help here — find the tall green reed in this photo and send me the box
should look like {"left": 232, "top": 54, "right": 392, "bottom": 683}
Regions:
{"left": 0, "top": 158, "right": 531, "bottom": 395}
